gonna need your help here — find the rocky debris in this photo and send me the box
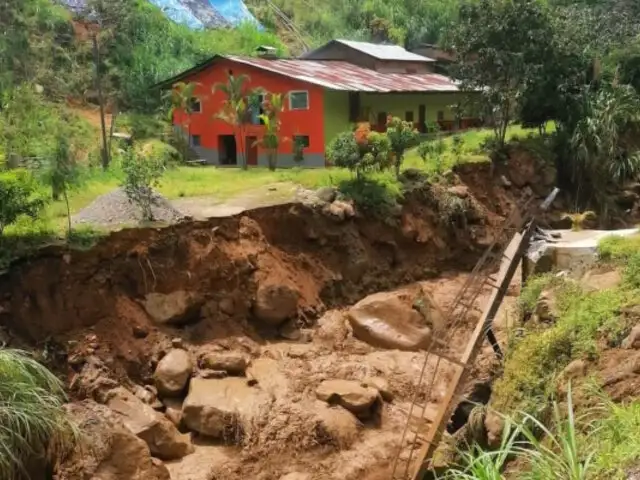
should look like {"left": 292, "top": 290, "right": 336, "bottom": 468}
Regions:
{"left": 253, "top": 283, "right": 300, "bottom": 326}
{"left": 60, "top": 401, "right": 171, "bottom": 480}
{"left": 534, "top": 289, "right": 560, "bottom": 324}
{"left": 198, "top": 351, "right": 249, "bottom": 375}
{"left": 162, "top": 398, "right": 185, "bottom": 430}
{"left": 142, "top": 291, "right": 203, "bottom": 325}
{"left": 483, "top": 409, "right": 505, "bottom": 449}
{"left": 362, "top": 377, "right": 393, "bottom": 402}
{"left": 447, "top": 185, "right": 469, "bottom": 199}
{"left": 133, "top": 384, "right": 158, "bottom": 406}
{"left": 313, "top": 401, "right": 360, "bottom": 448}
{"left": 324, "top": 200, "right": 356, "bottom": 221}
{"left": 582, "top": 270, "right": 622, "bottom": 292}
{"left": 132, "top": 325, "right": 149, "bottom": 338}
{"left": 107, "top": 387, "right": 193, "bottom": 460}
{"left": 69, "top": 356, "right": 118, "bottom": 403}
{"left": 219, "top": 298, "right": 236, "bottom": 316}
{"left": 316, "top": 379, "right": 380, "bottom": 417}
{"left": 72, "top": 187, "right": 184, "bottom": 227}
{"left": 347, "top": 291, "right": 433, "bottom": 351}
{"left": 182, "top": 377, "right": 272, "bottom": 438}
{"left": 507, "top": 151, "right": 536, "bottom": 188}
{"left": 279, "top": 320, "right": 313, "bottom": 342}
{"left": 197, "top": 369, "right": 228, "bottom": 379}
{"left": 316, "top": 186, "right": 338, "bottom": 203}
{"left": 154, "top": 349, "right": 193, "bottom": 397}
{"left": 622, "top": 325, "right": 640, "bottom": 350}
{"left": 560, "top": 359, "right": 588, "bottom": 388}
{"left": 280, "top": 472, "right": 312, "bottom": 480}
{"left": 246, "top": 357, "right": 291, "bottom": 397}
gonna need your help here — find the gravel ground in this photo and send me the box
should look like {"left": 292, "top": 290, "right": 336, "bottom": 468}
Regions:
{"left": 72, "top": 188, "right": 185, "bottom": 228}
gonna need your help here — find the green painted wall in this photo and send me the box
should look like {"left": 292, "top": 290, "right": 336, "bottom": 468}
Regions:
{"left": 323, "top": 90, "right": 351, "bottom": 147}
{"left": 361, "top": 92, "right": 469, "bottom": 124}
{"left": 322, "top": 90, "right": 479, "bottom": 147}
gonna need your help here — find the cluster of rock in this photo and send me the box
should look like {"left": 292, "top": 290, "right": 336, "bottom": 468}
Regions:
{"left": 296, "top": 186, "right": 357, "bottom": 222}
{"left": 64, "top": 335, "right": 396, "bottom": 479}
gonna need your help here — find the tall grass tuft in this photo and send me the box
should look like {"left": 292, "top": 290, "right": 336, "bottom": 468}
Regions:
{"left": 0, "top": 349, "right": 77, "bottom": 479}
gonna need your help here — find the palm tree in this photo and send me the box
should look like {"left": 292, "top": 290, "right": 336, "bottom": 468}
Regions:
{"left": 0, "top": 349, "right": 77, "bottom": 479}
{"left": 167, "top": 81, "right": 200, "bottom": 161}
{"left": 255, "top": 93, "right": 286, "bottom": 171}
{"left": 214, "top": 73, "right": 251, "bottom": 170}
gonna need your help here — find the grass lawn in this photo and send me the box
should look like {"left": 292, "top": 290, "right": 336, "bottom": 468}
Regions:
{"left": 45, "top": 123, "right": 549, "bottom": 220}
{"left": 0, "top": 123, "right": 550, "bottom": 268}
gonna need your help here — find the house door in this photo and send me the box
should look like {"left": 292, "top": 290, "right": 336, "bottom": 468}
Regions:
{"left": 418, "top": 104, "right": 426, "bottom": 133}
{"left": 246, "top": 136, "right": 258, "bottom": 166}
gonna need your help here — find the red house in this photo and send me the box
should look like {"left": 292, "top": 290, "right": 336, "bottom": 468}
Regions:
{"left": 158, "top": 40, "right": 477, "bottom": 168}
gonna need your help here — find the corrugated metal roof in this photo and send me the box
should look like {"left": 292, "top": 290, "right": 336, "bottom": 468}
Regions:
{"left": 334, "top": 39, "right": 435, "bottom": 62}
{"left": 225, "top": 56, "right": 460, "bottom": 93}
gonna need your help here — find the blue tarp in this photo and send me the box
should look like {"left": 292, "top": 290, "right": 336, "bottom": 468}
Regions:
{"left": 62, "top": 0, "right": 261, "bottom": 29}
{"left": 208, "top": 0, "right": 260, "bottom": 27}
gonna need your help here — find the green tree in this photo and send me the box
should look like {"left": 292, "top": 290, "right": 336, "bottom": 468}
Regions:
{"left": 450, "top": 0, "right": 555, "bottom": 152}
{"left": 255, "top": 93, "right": 286, "bottom": 171}
{"left": 0, "top": 348, "right": 77, "bottom": 479}
{"left": 0, "top": 169, "right": 46, "bottom": 236}
{"left": 121, "top": 145, "right": 165, "bottom": 222}
{"left": 39, "top": 136, "right": 83, "bottom": 236}
{"left": 386, "top": 116, "right": 418, "bottom": 177}
{"left": 569, "top": 82, "right": 640, "bottom": 214}
{"left": 214, "top": 73, "right": 252, "bottom": 170}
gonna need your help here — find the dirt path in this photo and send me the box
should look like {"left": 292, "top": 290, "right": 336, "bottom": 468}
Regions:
{"left": 171, "top": 182, "right": 300, "bottom": 219}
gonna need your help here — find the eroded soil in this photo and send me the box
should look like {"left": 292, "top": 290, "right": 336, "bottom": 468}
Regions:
{"left": 0, "top": 159, "right": 581, "bottom": 479}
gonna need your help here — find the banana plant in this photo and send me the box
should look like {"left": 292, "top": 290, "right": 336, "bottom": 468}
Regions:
{"left": 254, "top": 93, "right": 286, "bottom": 171}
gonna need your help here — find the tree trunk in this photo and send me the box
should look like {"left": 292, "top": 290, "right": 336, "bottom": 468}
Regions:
{"left": 63, "top": 187, "right": 71, "bottom": 237}
{"left": 92, "top": 34, "right": 110, "bottom": 171}
{"left": 238, "top": 125, "right": 247, "bottom": 170}
{"left": 268, "top": 150, "right": 277, "bottom": 171}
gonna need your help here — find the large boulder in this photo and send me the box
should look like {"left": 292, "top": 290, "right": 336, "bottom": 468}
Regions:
{"left": 107, "top": 387, "right": 193, "bottom": 460}
{"left": 143, "top": 291, "right": 203, "bottom": 325}
{"left": 199, "top": 351, "right": 250, "bottom": 376}
{"left": 316, "top": 379, "right": 379, "bottom": 417}
{"left": 533, "top": 289, "right": 560, "bottom": 324}
{"left": 182, "top": 378, "right": 273, "bottom": 438}
{"left": 58, "top": 401, "right": 170, "bottom": 480}
{"left": 346, "top": 291, "right": 433, "bottom": 351}
{"left": 253, "top": 283, "right": 300, "bottom": 326}
{"left": 154, "top": 349, "right": 193, "bottom": 397}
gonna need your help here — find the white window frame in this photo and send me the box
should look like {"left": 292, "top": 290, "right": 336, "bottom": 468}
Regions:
{"left": 190, "top": 98, "right": 202, "bottom": 114}
{"left": 288, "top": 90, "right": 309, "bottom": 111}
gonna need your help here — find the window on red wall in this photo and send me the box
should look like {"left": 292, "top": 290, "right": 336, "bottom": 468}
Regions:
{"left": 293, "top": 135, "right": 310, "bottom": 148}
{"left": 189, "top": 98, "right": 202, "bottom": 113}
{"left": 289, "top": 91, "right": 309, "bottom": 110}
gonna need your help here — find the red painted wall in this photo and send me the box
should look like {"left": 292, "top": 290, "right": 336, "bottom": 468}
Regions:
{"left": 172, "top": 59, "right": 326, "bottom": 156}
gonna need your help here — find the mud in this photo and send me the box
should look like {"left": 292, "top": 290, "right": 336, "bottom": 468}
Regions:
{"left": 0, "top": 162, "right": 561, "bottom": 479}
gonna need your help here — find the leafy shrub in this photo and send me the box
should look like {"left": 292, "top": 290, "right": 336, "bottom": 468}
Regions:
{"left": 386, "top": 116, "right": 419, "bottom": 177}
{"left": 0, "top": 169, "right": 47, "bottom": 235}
{"left": 328, "top": 126, "right": 392, "bottom": 179}
{"left": 327, "top": 131, "right": 360, "bottom": 171}
{"left": 418, "top": 139, "right": 447, "bottom": 174}
{"left": 135, "top": 140, "right": 180, "bottom": 169}
{"left": 121, "top": 146, "right": 166, "bottom": 221}
{"left": 118, "top": 113, "right": 169, "bottom": 141}
{"left": 451, "top": 135, "right": 465, "bottom": 164}
{"left": 337, "top": 174, "right": 402, "bottom": 215}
